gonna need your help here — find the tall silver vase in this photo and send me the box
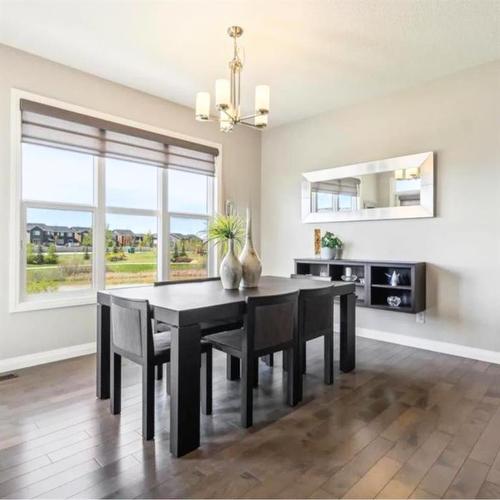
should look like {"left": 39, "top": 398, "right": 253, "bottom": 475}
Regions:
{"left": 220, "top": 238, "right": 242, "bottom": 290}
{"left": 239, "top": 209, "right": 262, "bottom": 288}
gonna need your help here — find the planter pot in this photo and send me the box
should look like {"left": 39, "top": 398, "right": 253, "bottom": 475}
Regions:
{"left": 239, "top": 209, "right": 262, "bottom": 288}
{"left": 320, "top": 247, "right": 335, "bottom": 260}
{"left": 220, "top": 238, "right": 242, "bottom": 290}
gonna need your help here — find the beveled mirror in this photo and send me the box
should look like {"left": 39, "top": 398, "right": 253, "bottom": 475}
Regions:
{"left": 302, "top": 152, "right": 434, "bottom": 223}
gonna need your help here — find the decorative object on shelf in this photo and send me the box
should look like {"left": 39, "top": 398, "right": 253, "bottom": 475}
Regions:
{"left": 401, "top": 293, "right": 411, "bottom": 307}
{"left": 239, "top": 208, "right": 262, "bottom": 288}
{"left": 341, "top": 266, "right": 357, "bottom": 282}
{"left": 385, "top": 270, "right": 401, "bottom": 287}
{"left": 359, "top": 278, "right": 366, "bottom": 285}
{"left": 314, "top": 228, "right": 321, "bottom": 257}
{"left": 320, "top": 231, "right": 343, "bottom": 260}
{"left": 207, "top": 213, "right": 244, "bottom": 289}
{"left": 387, "top": 296, "right": 402, "bottom": 308}
{"left": 341, "top": 274, "right": 358, "bottom": 282}
{"left": 195, "top": 26, "right": 270, "bottom": 132}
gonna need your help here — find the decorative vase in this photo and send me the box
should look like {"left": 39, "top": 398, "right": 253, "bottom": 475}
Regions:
{"left": 320, "top": 247, "right": 335, "bottom": 260}
{"left": 239, "top": 209, "right": 262, "bottom": 288}
{"left": 334, "top": 247, "right": 343, "bottom": 260}
{"left": 220, "top": 238, "right": 242, "bottom": 290}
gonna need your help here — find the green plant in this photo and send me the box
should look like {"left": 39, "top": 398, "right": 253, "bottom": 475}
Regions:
{"left": 180, "top": 240, "right": 187, "bottom": 257}
{"left": 33, "top": 244, "right": 45, "bottom": 265}
{"left": 44, "top": 244, "right": 58, "bottom": 265}
{"left": 207, "top": 213, "right": 244, "bottom": 253}
{"left": 321, "top": 232, "right": 343, "bottom": 249}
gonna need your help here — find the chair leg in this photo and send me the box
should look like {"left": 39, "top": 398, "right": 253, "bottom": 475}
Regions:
{"left": 142, "top": 363, "right": 155, "bottom": 440}
{"left": 241, "top": 356, "right": 253, "bottom": 428}
{"left": 166, "top": 362, "right": 171, "bottom": 396}
{"left": 110, "top": 352, "right": 121, "bottom": 415}
{"left": 324, "top": 331, "right": 334, "bottom": 385}
{"left": 156, "top": 364, "right": 163, "bottom": 381}
{"left": 226, "top": 354, "right": 240, "bottom": 380}
{"left": 201, "top": 348, "right": 212, "bottom": 415}
{"left": 253, "top": 358, "right": 259, "bottom": 388}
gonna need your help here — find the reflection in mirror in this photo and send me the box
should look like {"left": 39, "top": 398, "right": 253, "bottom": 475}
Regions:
{"left": 303, "top": 152, "right": 434, "bottom": 223}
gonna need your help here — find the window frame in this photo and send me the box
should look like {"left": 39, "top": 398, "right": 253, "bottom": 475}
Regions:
{"left": 10, "top": 89, "right": 221, "bottom": 312}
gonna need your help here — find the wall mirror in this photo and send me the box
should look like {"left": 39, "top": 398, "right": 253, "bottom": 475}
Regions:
{"left": 302, "top": 152, "right": 434, "bottom": 223}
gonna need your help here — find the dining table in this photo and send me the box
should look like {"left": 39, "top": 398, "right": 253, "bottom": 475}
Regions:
{"left": 96, "top": 275, "right": 356, "bottom": 457}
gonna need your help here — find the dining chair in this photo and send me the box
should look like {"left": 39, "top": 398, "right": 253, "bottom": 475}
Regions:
{"left": 296, "top": 285, "right": 335, "bottom": 384}
{"left": 153, "top": 277, "right": 244, "bottom": 383}
{"left": 204, "top": 291, "right": 300, "bottom": 428}
{"left": 109, "top": 295, "right": 212, "bottom": 440}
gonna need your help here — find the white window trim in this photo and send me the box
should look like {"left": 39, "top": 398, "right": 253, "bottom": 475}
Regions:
{"left": 10, "top": 89, "right": 222, "bottom": 312}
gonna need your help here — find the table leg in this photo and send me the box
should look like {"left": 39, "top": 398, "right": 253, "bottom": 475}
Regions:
{"left": 96, "top": 303, "right": 110, "bottom": 399}
{"left": 340, "top": 292, "right": 356, "bottom": 372}
{"left": 170, "top": 324, "right": 201, "bottom": 457}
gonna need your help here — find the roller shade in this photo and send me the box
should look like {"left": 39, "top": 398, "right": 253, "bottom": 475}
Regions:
{"left": 312, "top": 178, "right": 360, "bottom": 196}
{"left": 20, "top": 99, "right": 218, "bottom": 176}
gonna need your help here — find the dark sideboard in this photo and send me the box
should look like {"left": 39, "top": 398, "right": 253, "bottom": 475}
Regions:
{"left": 294, "top": 258, "right": 426, "bottom": 314}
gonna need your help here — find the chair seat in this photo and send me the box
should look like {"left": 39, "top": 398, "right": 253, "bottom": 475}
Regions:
{"left": 153, "top": 331, "right": 171, "bottom": 357}
{"left": 204, "top": 329, "right": 243, "bottom": 356}
{"left": 155, "top": 321, "right": 171, "bottom": 333}
{"left": 153, "top": 330, "right": 211, "bottom": 359}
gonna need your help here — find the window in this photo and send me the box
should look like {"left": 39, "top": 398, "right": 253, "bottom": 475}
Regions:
{"left": 12, "top": 94, "right": 219, "bottom": 310}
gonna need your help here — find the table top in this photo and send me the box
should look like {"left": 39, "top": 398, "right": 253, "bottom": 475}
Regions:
{"left": 98, "top": 276, "right": 354, "bottom": 324}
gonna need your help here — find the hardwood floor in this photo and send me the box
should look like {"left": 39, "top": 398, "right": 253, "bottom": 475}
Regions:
{"left": 1, "top": 335, "right": 500, "bottom": 498}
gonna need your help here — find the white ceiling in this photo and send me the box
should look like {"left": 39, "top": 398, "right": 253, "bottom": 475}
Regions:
{"left": 1, "top": 0, "right": 499, "bottom": 127}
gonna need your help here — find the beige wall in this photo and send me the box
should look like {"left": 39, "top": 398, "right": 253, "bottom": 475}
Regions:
{"left": 0, "top": 44, "right": 261, "bottom": 362}
{"left": 262, "top": 61, "right": 500, "bottom": 352}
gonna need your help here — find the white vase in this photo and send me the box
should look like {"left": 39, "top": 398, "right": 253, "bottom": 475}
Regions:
{"left": 220, "top": 238, "right": 242, "bottom": 290}
{"left": 320, "top": 247, "right": 335, "bottom": 260}
{"left": 239, "top": 209, "right": 262, "bottom": 288}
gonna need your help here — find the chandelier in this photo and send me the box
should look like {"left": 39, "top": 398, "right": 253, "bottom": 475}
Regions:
{"left": 195, "top": 26, "right": 270, "bottom": 132}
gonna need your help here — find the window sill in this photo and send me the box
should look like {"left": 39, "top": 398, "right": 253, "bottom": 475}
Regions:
{"left": 11, "top": 293, "right": 97, "bottom": 313}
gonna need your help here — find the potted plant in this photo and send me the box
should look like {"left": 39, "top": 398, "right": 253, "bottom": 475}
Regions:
{"left": 207, "top": 213, "right": 244, "bottom": 289}
{"left": 320, "top": 232, "right": 343, "bottom": 260}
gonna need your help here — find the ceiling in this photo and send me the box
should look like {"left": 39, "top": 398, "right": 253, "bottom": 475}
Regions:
{"left": 1, "top": 0, "right": 499, "bottom": 127}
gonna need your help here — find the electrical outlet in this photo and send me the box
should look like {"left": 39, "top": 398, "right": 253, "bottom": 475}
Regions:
{"left": 416, "top": 312, "right": 426, "bottom": 324}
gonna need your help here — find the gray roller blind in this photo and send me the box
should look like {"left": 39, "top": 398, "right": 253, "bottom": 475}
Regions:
{"left": 312, "top": 178, "right": 360, "bottom": 196}
{"left": 20, "top": 99, "right": 218, "bottom": 176}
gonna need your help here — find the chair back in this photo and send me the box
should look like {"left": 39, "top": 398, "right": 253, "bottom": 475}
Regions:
{"left": 154, "top": 277, "right": 221, "bottom": 286}
{"left": 245, "top": 291, "right": 298, "bottom": 354}
{"left": 110, "top": 296, "right": 153, "bottom": 362}
{"left": 299, "top": 286, "right": 334, "bottom": 341}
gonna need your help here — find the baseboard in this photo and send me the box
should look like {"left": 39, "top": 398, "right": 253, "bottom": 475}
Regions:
{"left": 347, "top": 326, "right": 500, "bottom": 365}
{"left": 0, "top": 342, "right": 96, "bottom": 374}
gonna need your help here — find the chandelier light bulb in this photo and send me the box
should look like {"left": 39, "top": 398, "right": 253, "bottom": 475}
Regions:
{"left": 215, "top": 79, "right": 231, "bottom": 109}
{"left": 255, "top": 113, "right": 268, "bottom": 128}
{"left": 195, "top": 92, "right": 210, "bottom": 121}
{"left": 255, "top": 85, "right": 270, "bottom": 114}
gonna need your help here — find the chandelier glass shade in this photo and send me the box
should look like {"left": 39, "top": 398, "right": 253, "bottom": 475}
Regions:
{"left": 195, "top": 26, "right": 270, "bottom": 132}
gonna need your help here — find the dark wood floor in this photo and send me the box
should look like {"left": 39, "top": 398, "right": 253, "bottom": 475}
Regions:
{"left": 2, "top": 335, "right": 500, "bottom": 499}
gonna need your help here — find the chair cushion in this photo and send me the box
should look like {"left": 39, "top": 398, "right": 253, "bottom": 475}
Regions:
{"left": 204, "top": 329, "right": 243, "bottom": 354}
{"left": 155, "top": 321, "right": 171, "bottom": 333}
{"left": 153, "top": 331, "right": 171, "bottom": 356}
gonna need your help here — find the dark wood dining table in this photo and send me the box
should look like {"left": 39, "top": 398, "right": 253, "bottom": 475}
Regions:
{"left": 96, "top": 275, "right": 356, "bottom": 457}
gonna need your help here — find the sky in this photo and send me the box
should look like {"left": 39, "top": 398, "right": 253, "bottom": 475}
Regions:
{"left": 23, "top": 144, "right": 210, "bottom": 235}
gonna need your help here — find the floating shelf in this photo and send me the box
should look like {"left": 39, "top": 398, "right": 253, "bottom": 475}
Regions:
{"left": 294, "top": 258, "right": 426, "bottom": 314}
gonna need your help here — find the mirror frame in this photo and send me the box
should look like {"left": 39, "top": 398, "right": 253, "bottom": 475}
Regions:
{"left": 301, "top": 151, "right": 435, "bottom": 223}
